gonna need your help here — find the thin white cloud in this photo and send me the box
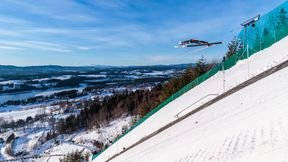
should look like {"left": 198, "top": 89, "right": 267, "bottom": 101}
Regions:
{"left": 81, "top": 1, "right": 128, "bottom": 9}
{"left": 0, "top": 29, "right": 24, "bottom": 36}
{"left": 0, "top": 40, "right": 71, "bottom": 53}
{"left": 76, "top": 46, "right": 93, "bottom": 50}
{"left": 48, "top": 14, "right": 100, "bottom": 23}
{"left": 0, "top": 45, "right": 23, "bottom": 50}
{"left": 0, "top": 16, "right": 30, "bottom": 24}
{"left": 3, "top": 0, "right": 100, "bottom": 23}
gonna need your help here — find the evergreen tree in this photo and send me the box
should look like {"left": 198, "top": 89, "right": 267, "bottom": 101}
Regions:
{"left": 263, "top": 28, "right": 270, "bottom": 36}
{"left": 56, "top": 119, "right": 65, "bottom": 134}
{"left": 195, "top": 56, "right": 208, "bottom": 75}
{"left": 262, "top": 27, "right": 275, "bottom": 47}
{"left": 225, "top": 37, "right": 243, "bottom": 58}
{"left": 276, "top": 8, "right": 288, "bottom": 28}
{"left": 60, "top": 150, "right": 89, "bottom": 162}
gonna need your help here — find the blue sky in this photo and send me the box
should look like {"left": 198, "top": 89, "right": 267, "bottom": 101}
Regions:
{"left": 0, "top": 0, "right": 285, "bottom": 66}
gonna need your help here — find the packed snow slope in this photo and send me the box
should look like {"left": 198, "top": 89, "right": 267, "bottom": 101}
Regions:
{"left": 94, "top": 36, "right": 288, "bottom": 162}
{"left": 110, "top": 54, "right": 288, "bottom": 162}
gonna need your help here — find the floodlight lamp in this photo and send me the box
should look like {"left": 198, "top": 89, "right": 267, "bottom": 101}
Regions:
{"left": 241, "top": 15, "right": 260, "bottom": 28}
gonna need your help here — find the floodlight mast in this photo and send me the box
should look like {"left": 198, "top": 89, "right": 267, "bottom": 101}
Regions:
{"left": 241, "top": 15, "right": 261, "bottom": 79}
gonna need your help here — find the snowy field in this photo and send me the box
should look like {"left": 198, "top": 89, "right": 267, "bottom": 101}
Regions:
{"left": 0, "top": 108, "right": 44, "bottom": 121}
{"left": 94, "top": 36, "right": 288, "bottom": 162}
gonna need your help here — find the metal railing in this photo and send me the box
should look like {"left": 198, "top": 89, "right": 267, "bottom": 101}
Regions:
{"left": 175, "top": 94, "right": 219, "bottom": 119}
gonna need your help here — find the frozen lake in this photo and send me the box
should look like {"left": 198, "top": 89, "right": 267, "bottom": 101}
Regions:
{"left": 0, "top": 84, "right": 86, "bottom": 104}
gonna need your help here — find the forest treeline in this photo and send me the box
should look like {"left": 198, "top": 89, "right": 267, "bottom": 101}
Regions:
{"left": 56, "top": 57, "right": 214, "bottom": 135}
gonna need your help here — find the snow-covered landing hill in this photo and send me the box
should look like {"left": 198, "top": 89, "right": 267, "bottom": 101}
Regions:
{"left": 93, "top": 35, "right": 288, "bottom": 162}
{"left": 111, "top": 50, "right": 288, "bottom": 162}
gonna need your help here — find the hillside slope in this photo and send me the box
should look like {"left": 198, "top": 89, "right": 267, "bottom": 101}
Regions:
{"left": 93, "top": 34, "right": 288, "bottom": 162}
{"left": 110, "top": 51, "right": 288, "bottom": 162}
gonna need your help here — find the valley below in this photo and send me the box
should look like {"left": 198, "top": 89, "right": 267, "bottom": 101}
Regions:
{"left": 0, "top": 64, "right": 188, "bottom": 161}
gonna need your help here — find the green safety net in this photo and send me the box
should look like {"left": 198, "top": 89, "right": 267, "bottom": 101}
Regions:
{"left": 92, "top": 1, "right": 288, "bottom": 160}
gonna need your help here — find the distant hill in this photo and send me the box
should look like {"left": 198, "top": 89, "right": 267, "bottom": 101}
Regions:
{"left": 0, "top": 65, "right": 113, "bottom": 76}
{"left": 0, "top": 64, "right": 194, "bottom": 77}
